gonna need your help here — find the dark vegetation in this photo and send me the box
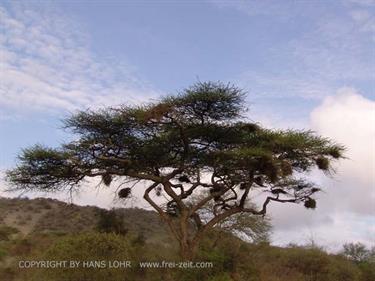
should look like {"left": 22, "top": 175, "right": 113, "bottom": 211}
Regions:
{"left": 0, "top": 197, "right": 374, "bottom": 281}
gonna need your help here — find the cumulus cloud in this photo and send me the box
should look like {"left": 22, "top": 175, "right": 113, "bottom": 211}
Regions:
{"left": 269, "top": 88, "right": 375, "bottom": 250}
{"left": 0, "top": 3, "right": 160, "bottom": 116}
{"left": 311, "top": 88, "right": 375, "bottom": 187}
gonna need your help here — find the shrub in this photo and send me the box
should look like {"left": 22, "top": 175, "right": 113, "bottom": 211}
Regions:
{"left": 358, "top": 262, "right": 375, "bottom": 281}
{"left": 28, "top": 232, "right": 137, "bottom": 281}
{"left": 0, "top": 246, "right": 8, "bottom": 261}
{"left": 0, "top": 267, "right": 15, "bottom": 281}
{"left": 0, "top": 226, "right": 19, "bottom": 241}
{"left": 96, "top": 209, "right": 128, "bottom": 235}
{"left": 342, "top": 242, "right": 374, "bottom": 263}
{"left": 11, "top": 238, "right": 33, "bottom": 256}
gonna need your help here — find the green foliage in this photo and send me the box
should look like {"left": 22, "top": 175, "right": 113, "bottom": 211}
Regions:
{"left": 358, "top": 262, "right": 375, "bottom": 281}
{"left": 96, "top": 208, "right": 128, "bottom": 235}
{"left": 245, "top": 245, "right": 362, "bottom": 281}
{"left": 206, "top": 273, "right": 232, "bottom": 281}
{"left": 131, "top": 232, "right": 146, "bottom": 246}
{"left": 194, "top": 192, "right": 272, "bottom": 243}
{"left": 163, "top": 81, "right": 245, "bottom": 121}
{"left": 225, "top": 212, "right": 272, "bottom": 243}
{"left": 6, "top": 145, "right": 81, "bottom": 191}
{"left": 29, "top": 232, "right": 136, "bottom": 281}
{"left": 0, "top": 222, "right": 371, "bottom": 281}
{"left": 0, "top": 226, "right": 19, "bottom": 241}
{"left": 6, "top": 81, "right": 344, "bottom": 196}
{"left": 342, "top": 242, "right": 375, "bottom": 263}
{"left": 0, "top": 267, "right": 15, "bottom": 281}
{"left": 341, "top": 243, "right": 375, "bottom": 281}
{"left": 45, "top": 232, "right": 134, "bottom": 259}
{"left": 0, "top": 246, "right": 8, "bottom": 261}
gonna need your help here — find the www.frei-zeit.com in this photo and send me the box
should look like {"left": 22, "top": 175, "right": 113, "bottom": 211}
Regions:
{"left": 18, "top": 260, "right": 214, "bottom": 269}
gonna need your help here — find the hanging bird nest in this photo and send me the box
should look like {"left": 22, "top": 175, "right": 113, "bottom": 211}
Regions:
{"left": 281, "top": 161, "right": 293, "bottom": 176}
{"left": 178, "top": 175, "right": 190, "bottom": 183}
{"left": 311, "top": 187, "right": 321, "bottom": 194}
{"left": 254, "top": 176, "right": 265, "bottom": 187}
{"left": 271, "top": 188, "right": 287, "bottom": 195}
{"left": 240, "top": 123, "right": 259, "bottom": 132}
{"left": 209, "top": 185, "right": 222, "bottom": 194}
{"left": 155, "top": 185, "right": 162, "bottom": 196}
{"left": 264, "top": 162, "right": 278, "bottom": 183}
{"left": 213, "top": 196, "right": 222, "bottom": 202}
{"left": 102, "top": 173, "right": 112, "bottom": 186}
{"left": 296, "top": 182, "right": 310, "bottom": 190}
{"left": 144, "top": 103, "right": 173, "bottom": 121}
{"left": 304, "top": 197, "right": 316, "bottom": 209}
{"left": 166, "top": 201, "right": 178, "bottom": 217}
{"left": 118, "top": 188, "right": 131, "bottom": 199}
{"left": 316, "top": 157, "right": 329, "bottom": 170}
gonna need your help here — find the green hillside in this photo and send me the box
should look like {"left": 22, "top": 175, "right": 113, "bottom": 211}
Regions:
{"left": 0, "top": 197, "right": 373, "bottom": 281}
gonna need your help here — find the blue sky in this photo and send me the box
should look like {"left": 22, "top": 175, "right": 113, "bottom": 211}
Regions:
{"left": 0, "top": 0, "right": 374, "bottom": 249}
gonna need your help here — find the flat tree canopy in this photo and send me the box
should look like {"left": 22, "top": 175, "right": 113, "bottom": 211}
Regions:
{"left": 6, "top": 81, "right": 345, "bottom": 259}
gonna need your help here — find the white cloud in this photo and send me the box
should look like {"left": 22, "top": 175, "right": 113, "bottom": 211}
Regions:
{"left": 269, "top": 88, "right": 375, "bottom": 250}
{"left": 311, "top": 88, "right": 375, "bottom": 186}
{"left": 0, "top": 3, "right": 160, "bottom": 116}
{"left": 272, "top": 211, "right": 374, "bottom": 251}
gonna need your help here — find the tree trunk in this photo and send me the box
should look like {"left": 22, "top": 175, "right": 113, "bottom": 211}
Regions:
{"left": 176, "top": 207, "right": 199, "bottom": 260}
{"left": 179, "top": 240, "right": 199, "bottom": 261}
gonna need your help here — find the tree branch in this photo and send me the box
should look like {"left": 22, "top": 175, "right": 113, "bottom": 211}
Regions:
{"left": 143, "top": 182, "right": 181, "bottom": 240}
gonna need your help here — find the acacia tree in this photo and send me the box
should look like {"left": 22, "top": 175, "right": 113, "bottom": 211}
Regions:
{"left": 6, "top": 82, "right": 345, "bottom": 259}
